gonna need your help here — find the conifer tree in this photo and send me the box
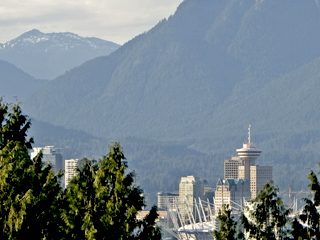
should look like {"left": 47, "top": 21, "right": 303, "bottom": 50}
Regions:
{"left": 0, "top": 100, "right": 62, "bottom": 239}
{"left": 293, "top": 167, "right": 320, "bottom": 239}
{"left": 214, "top": 204, "right": 242, "bottom": 240}
{"left": 61, "top": 143, "right": 161, "bottom": 239}
{"left": 241, "top": 181, "right": 290, "bottom": 240}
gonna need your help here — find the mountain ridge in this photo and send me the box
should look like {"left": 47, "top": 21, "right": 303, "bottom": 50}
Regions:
{"left": 0, "top": 60, "right": 48, "bottom": 103}
{"left": 0, "top": 29, "right": 120, "bottom": 79}
{"left": 22, "top": 0, "right": 320, "bottom": 141}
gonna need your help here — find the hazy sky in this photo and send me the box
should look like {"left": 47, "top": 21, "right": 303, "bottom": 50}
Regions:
{"left": 0, "top": 0, "right": 184, "bottom": 45}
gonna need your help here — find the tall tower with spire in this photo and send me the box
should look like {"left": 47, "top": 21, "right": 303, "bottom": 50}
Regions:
{"left": 236, "top": 124, "right": 261, "bottom": 181}
{"left": 223, "top": 125, "right": 272, "bottom": 199}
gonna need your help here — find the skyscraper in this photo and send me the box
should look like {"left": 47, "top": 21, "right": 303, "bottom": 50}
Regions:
{"left": 250, "top": 165, "right": 273, "bottom": 199}
{"left": 224, "top": 156, "right": 243, "bottom": 179}
{"left": 178, "top": 175, "right": 204, "bottom": 220}
{"left": 30, "top": 146, "right": 63, "bottom": 175}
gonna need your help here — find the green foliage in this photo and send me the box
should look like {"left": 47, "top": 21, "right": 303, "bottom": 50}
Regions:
{"left": 292, "top": 165, "right": 320, "bottom": 239}
{"left": 214, "top": 204, "right": 241, "bottom": 240}
{"left": 60, "top": 143, "right": 161, "bottom": 239}
{"left": 241, "top": 181, "right": 290, "bottom": 240}
{"left": 0, "top": 101, "right": 62, "bottom": 239}
{"left": 0, "top": 101, "right": 160, "bottom": 239}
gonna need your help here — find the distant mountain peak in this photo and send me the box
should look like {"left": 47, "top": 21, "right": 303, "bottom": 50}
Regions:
{"left": 23, "top": 29, "right": 42, "bottom": 36}
{"left": 1, "top": 29, "right": 118, "bottom": 50}
{"left": 0, "top": 29, "right": 120, "bottom": 79}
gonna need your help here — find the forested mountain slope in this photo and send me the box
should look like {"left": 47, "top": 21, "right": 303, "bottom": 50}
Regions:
{"left": 0, "top": 60, "right": 48, "bottom": 102}
{"left": 21, "top": 0, "right": 320, "bottom": 201}
{"left": 23, "top": 0, "right": 320, "bottom": 141}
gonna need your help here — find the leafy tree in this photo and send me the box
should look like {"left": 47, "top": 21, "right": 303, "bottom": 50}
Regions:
{"left": 241, "top": 181, "right": 290, "bottom": 240}
{"left": 61, "top": 143, "right": 161, "bottom": 239}
{"left": 0, "top": 101, "right": 62, "bottom": 239}
{"left": 214, "top": 204, "right": 242, "bottom": 240}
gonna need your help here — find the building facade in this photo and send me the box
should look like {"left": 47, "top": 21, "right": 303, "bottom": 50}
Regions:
{"left": 65, "top": 159, "right": 79, "bottom": 188}
{"left": 31, "top": 146, "right": 63, "bottom": 175}
{"left": 250, "top": 165, "right": 273, "bottom": 199}
{"left": 224, "top": 156, "right": 243, "bottom": 179}
{"left": 179, "top": 176, "right": 204, "bottom": 220}
{"left": 157, "top": 192, "right": 179, "bottom": 211}
{"left": 214, "top": 178, "right": 251, "bottom": 215}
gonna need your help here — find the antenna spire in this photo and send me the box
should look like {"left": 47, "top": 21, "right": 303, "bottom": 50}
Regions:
{"left": 248, "top": 124, "right": 251, "bottom": 144}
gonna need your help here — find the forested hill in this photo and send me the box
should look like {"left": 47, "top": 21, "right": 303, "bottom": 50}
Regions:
{"left": 0, "top": 60, "right": 48, "bottom": 103}
{"left": 22, "top": 0, "right": 320, "bottom": 143}
{"left": 21, "top": 0, "right": 320, "bottom": 201}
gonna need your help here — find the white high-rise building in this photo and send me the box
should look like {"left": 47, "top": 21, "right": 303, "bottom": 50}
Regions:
{"left": 30, "top": 146, "right": 63, "bottom": 175}
{"left": 65, "top": 159, "right": 79, "bottom": 188}
{"left": 179, "top": 175, "right": 204, "bottom": 220}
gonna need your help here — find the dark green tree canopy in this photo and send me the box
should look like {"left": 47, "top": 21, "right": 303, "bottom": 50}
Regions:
{"left": 61, "top": 143, "right": 161, "bottom": 239}
{"left": 0, "top": 101, "right": 161, "bottom": 239}
{"left": 0, "top": 100, "right": 61, "bottom": 239}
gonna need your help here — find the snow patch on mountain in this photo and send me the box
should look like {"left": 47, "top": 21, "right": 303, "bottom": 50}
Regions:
{"left": 1, "top": 29, "right": 119, "bottom": 51}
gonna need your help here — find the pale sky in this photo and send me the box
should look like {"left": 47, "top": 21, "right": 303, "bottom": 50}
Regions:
{"left": 0, "top": 0, "right": 184, "bottom": 45}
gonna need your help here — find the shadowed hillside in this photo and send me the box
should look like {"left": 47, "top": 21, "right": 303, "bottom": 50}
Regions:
{"left": 0, "top": 60, "right": 48, "bottom": 102}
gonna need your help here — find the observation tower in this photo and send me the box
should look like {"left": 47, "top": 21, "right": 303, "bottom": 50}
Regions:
{"left": 236, "top": 124, "right": 261, "bottom": 180}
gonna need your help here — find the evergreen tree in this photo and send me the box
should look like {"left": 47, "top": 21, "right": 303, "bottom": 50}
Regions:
{"left": 61, "top": 143, "right": 161, "bottom": 239}
{"left": 0, "top": 101, "right": 62, "bottom": 239}
{"left": 241, "top": 181, "right": 290, "bottom": 240}
{"left": 214, "top": 204, "right": 242, "bottom": 240}
{"left": 292, "top": 167, "right": 320, "bottom": 239}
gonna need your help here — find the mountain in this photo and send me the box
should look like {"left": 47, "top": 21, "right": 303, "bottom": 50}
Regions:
{"left": 22, "top": 0, "right": 320, "bottom": 198}
{"left": 28, "top": 119, "right": 109, "bottom": 160}
{"left": 0, "top": 29, "right": 120, "bottom": 79}
{"left": 23, "top": 0, "right": 320, "bottom": 140}
{"left": 0, "top": 60, "right": 48, "bottom": 103}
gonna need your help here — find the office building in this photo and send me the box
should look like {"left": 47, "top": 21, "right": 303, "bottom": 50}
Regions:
{"left": 250, "top": 165, "right": 273, "bottom": 199}
{"left": 30, "top": 146, "right": 63, "bottom": 175}
{"left": 224, "top": 156, "right": 243, "bottom": 179}
{"left": 179, "top": 175, "right": 204, "bottom": 220}
{"left": 65, "top": 159, "right": 79, "bottom": 188}
{"left": 214, "top": 178, "right": 251, "bottom": 215}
